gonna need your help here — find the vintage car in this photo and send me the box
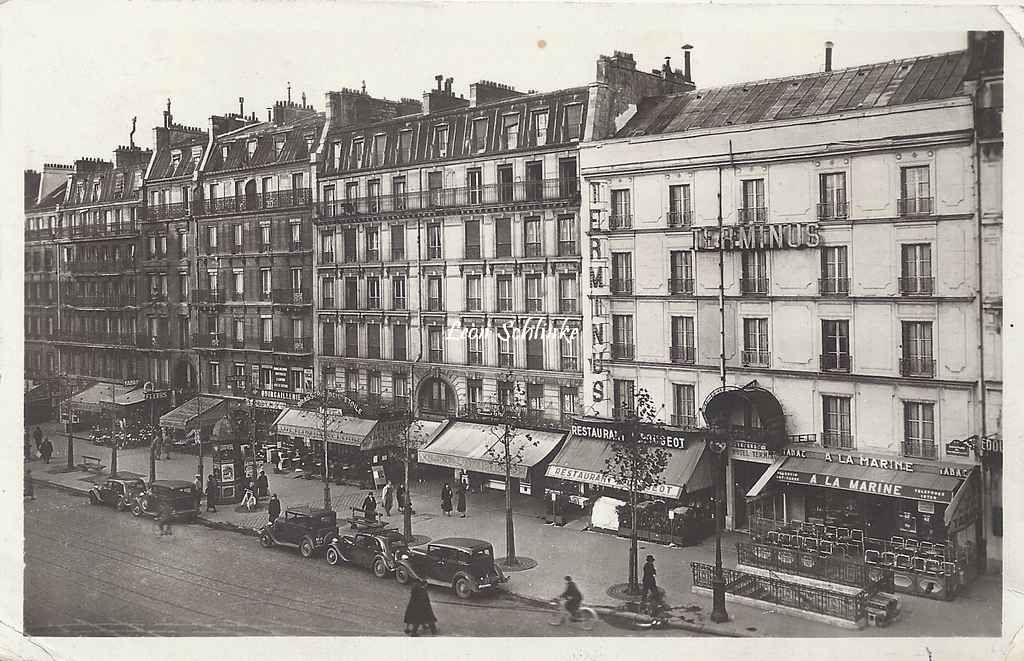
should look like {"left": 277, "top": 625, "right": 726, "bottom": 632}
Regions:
{"left": 260, "top": 507, "right": 339, "bottom": 558}
{"left": 325, "top": 529, "right": 409, "bottom": 578}
{"left": 394, "top": 537, "right": 508, "bottom": 599}
{"left": 130, "top": 479, "right": 199, "bottom": 522}
{"left": 87, "top": 473, "right": 146, "bottom": 511}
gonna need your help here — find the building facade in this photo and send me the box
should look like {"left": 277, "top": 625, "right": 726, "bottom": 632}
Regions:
{"left": 579, "top": 34, "right": 1002, "bottom": 570}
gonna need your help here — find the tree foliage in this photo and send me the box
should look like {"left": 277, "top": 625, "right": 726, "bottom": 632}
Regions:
{"left": 602, "top": 388, "right": 670, "bottom": 496}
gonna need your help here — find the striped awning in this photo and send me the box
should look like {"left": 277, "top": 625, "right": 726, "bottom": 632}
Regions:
{"left": 418, "top": 421, "right": 565, "bottom": 480}
{"left": 67, "top": 383, "right": 148, "bottom": 414}
{"left": 271, "top": 407, "right": 380, "bottom": 449}
{"left": 159, "top": 396, "right": 228, "bottom": 432}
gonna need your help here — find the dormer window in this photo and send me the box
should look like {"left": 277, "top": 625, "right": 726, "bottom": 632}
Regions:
{"left": 273, "top": 135, "right": 286, "bottom": 157}
{"left": 247, "top": 140, "right": 258, "bottom": 158}
{"left": 371, "top": 134, "right": 387, "bottom": 167}
{"left": 350, "top": 138, "right": 364, "bottom": 169}
{"left": 113, "top": 174, "right": 125, "bottom": 198}
{"left": 332, "top": 141, "right": 343, "bottom": 170}
{"left": 170, "top": 150, "right": 182, "bottom": 167}
{"left": 191, "top": 146, "right": 203, "bottom": 162}
{"left": 433, "top": 125, "right": 448, "bottom": 158}
{"left": 501, "top": 114, "right": 519, "bottom": 150}
{"left": 470, "top": 118, "right": 488, "bottom": 153}
{"left": 76, "top": 182, "right": 85, "bottom": 203}
{"left": 304, "top": 133, "right": 315, "bottom": 152}
{"left": 398, "top": 129, "right": 413, "bottom": 164}
{"left": 562, "top": 103, "right": 583, "bottom": 141}
{"left": 92, "top": 180, "right": 102, "bottom": 201}
{"left": 133, "top": 171, "right": 143, "bottom": 189}
{"left": 221, "top": 144, "right": 230, "bottom": 161}
{"left": 531, "top": 109, "right": 549, "bottom": 146}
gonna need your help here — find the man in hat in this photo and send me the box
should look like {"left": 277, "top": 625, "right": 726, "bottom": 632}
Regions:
{"left": 641, "top": 555, "right": 658, "bottom": 602}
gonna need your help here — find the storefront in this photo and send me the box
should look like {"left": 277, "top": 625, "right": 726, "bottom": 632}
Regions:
{"left": 159, "top": 395, "right": 230, "bottom": 444}
{"left": 270, "top": 406, "right": 384, "bottom": 483}
{"left": 417, "top": 421, "right": 566, "bottom": 496}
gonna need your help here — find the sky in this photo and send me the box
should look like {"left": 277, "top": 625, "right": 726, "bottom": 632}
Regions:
{"left": 0, "top": 2, "right": 1006, "bottom": 167}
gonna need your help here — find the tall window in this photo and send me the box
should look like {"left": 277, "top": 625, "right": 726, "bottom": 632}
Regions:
{"left": 820, "top": 246, "right": 849, "bottom": 296}
{"left": 259, "top": 269, "right": 271, "bottom": 297}
{"left": 903, "top": 401, "right": 936, "bottom": 459}
{"left": 672, "top": 384, "right": 696, "bottom": 427}
{"left": 426, "top": 223, "right": 442, "bottom": 259}
{"left": 821, "top": 320, "right": 850, "bottom": 372}
{"left": 527, "top": 383, "right": 544, "bottom": 411}
{"left": 531, "top": 109, "right": 549, "bottom": 146}
{"left": 350, "top": 139, "right": 364, "bottom": 169}
{"left": 390, "top": 224, "right": 405, "bottom": 259}
{"left": 428, "top": 326, "right": 444, "bottom": 363}
{"left": 525, "top": 274, "right": 543, "bottom": 312}
{"left": 209, "top": 362, "right": 221, "bottom": 388}
{"left": 427, "top": 171, "right": 443, "bottom": 207}
{"left": 345, "top": 323, "right": 359, "bottom": 356}
{"left": 260, "top": 317, "right": 273, "bottom": 344}
{"left": 290, "top": 267, "right": 302, "bottom": 293}
{"left": 819, "top": 172, "right": 847, "bottom": 219}
{"left": 344, "top": 277, "right": 358, "bottom": 309}
{"left": 427, "top": 276, "right": 443, "bottom": 311}
{"left": 611, "top": 252, "right": 632, "bottom": 294}
{"left": 525, "top": 162, "right": 543, "bottom": 201}
{"left": 343, "top": 228, "right": 357, "bottom": 262}
{"left": 321, "top": 321, "right": 335, "bottom": 356}
{"left": 557, "top": 215, "right": 577, "bottom": 256}
{"left": 464, "top": 219, "right": 481, "bottom": 259}
{"left": 495, "top": 218, "right": 512, "bottom": 257}
{"left": 365, "top": 226, "right": 380, "bottom": 262}
{"left": 346, "top": 369, "right": 360, "bottom": 394}
{"left": 470, "top": 119, "right": 488, "bottom": 153}
{"left": 392, "top": 276, "right": 407, "bottom": 310}
{"left": 669, "top": 250, "right": 693, "bottom": 294}
{"left": 740, "top": 179, "right": 766, "bottom": 223}
{"left": 467, "top": 379, "right": 483, "bottom": 410}
{"left": 398, "top": 130, "right": 413, "bottom": 164}
{"left": 559, "top": 333, "right": 579, "bottom": 371}
{"left": 743, "top": 318, "right": 769, "bottom": 366}
{"left": 526, "top": 335, "right": 544, "bottom": 370}
{"left": 900, "top": 166, "right": 931, "bottom": 215}
{"left": 466, "top": 169, "right": 483, "bottom": 205}
{"left": 501, "top": 114, "right": 519, "bottom": 150}
{"left": 901, "top": 321, "right": 934, "bottom": 377}
{"left": 366, "top": 277, "right": 381, "bottom": 309}
{"left": 393, "top": 373, "right": 409, "bottom": 407}
{"left": 558, "top": 274, "right": 578, "bottom": 313}
{"left": 497, "top": 165, "right": 514, "bottom": 203}
{"left": 822, "top": 396, "right": 853, "bottom": 449}
{"left": 668, "top": 184, "right": 692, "bottom": 227}
{"left": 367, "top": 180, "right": 381, "bottom": 214}
{"left": 206, "top": 225, "right": 217, "bottom": 250}
{"left": 610, "top": 189, "right": 631, "bottom": 228}
{"left": 232, "top": 270, "right": 244, "bottom": 299}
{"left": 366, "top": 323, "right": 381, "bottom": 359}
{"left": 392, "top": 324, "right": 407, "bottom": 360}
{"left": 560, "top": 387, "right": 578, "bottom": 421}
{"left": 467, "top": 332, "right": 483, "bottom": 365}
{"left": 320, "top": 276, "right": 335, "bottom": 308}
{"left": 900, "top": 244, "right": 933, "bottom": 295}
{"left": 392, "top": 177, "right": 407, "bottom": 211}
{"left": 465, "top": 275, "right": 482, "bottom": 311}
{"left": 562, "top": 104, "right": 583, "bottom": 141}
{"left": 432, "top": 125, "right": 448, "bottom": 159}
{"left": 741, "top": 251, "right": 768, "bottom": 294}
{"left": 524, "top": 216, "right": 542, "bottom": 256}
{"left": 670, "top": 316, "right": 695, "bottom": 364}
{"left": 613, "top": 379, "right": 635, "bottom": 418}
{"left": 498, "top": 334, "right": 514, "bottom": 368}
{"left": 259, "top": 223, "right": 271, "bottom": 251}
{"left": 371, "top": 134, "right": 387, "bottom": 167}
{"left": 321, "top": 231, "right": 334, "bottom": 263}
{"left": 496, "top": 275, "right": 513, "bottom": 312}
{"left": 612, "top": 314, "right": 634, "bottom": 360}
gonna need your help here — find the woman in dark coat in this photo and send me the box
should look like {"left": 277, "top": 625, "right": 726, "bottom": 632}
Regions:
{"left": 404, "top": 579, "right": 437, "bottom": 636}
{"left": 456, "top": 481, "right": 467, "bottom": 518}
{"left": 362, "top": 491, "right": 378, "bottom": 522}
{"left": 440, "top": 482, "right": 453, "bottom": 516}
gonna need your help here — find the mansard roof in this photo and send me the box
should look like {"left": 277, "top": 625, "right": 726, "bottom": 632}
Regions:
{"left": 616, "top": 50, "right": 972, "bottom": 138}
{"left": 149, "top": 129, "right": 208, "bottom": 181}
{"left": 204, "top": 112, "right": 324, "bottom": 175}
{"left": 64, "top": 155, "right": 150, "bottom": 208}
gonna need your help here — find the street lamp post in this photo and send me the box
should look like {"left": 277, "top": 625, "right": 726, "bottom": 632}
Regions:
{"left": 321, "top": 395, "right": 331, "bottom": 511}
{"left": 706, "top": 431, "right": 729, "bottom": 623}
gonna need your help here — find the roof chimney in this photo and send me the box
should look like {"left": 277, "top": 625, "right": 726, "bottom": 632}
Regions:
{"left": 287, "top": 82, "right": 292, "bottom": 103}
{"left": 163, "top": 98, "right": 173, "bottom": 129}
{"left": 239, "top": 97, "right": 245, "bottom": 116}
{"left": 435, "top": 75, "right": 443, "bottom": 91}
{"left": 444, "top": 77, "right": 453, "bottom": 95}
{"left": 663, "top": 56, "right": 672, "bottom": 78}
{"left": 267, "top": 107, "right": 272, "bottom": 122}
{"left": 302, "top": 91, "right": 307, "bottom": 106}
{"left": 681, "top": 44, "right": 693, "bottom": 82}
{"left": 825, "top": 41, "right": 834, "bottom": 72}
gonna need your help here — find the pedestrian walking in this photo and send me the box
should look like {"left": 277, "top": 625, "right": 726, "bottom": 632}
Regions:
{"left": 39, "top": 438, "right": 53, "bottom": 464}
{"left": 381, "top": 481, "right": 394, "bottom": 517}
{"left": 157, "top": 499, "right": 173, "bottom": 536}
{"left": 256, "top": 469, "right": 269, "bottom": 499}
{"left": 191, "top": 474, "right": 202, "bottom": 511}
{"left": 641, "top": 554, "right": 658, "bottom": 602}
{"left": 268, "top": 494, "right": 281, "bottom": 524}
{"left": 205, "top": 474, "right": 218, "bottom": 512}
{"left": 456, "top": 481, "right": 467, "bottom": 518}
{"left": 24, "top": 469, "right": 35, "bottom": 500}
{"left": 396, "top": 483, "right": 407, "bottom": 512}
{"left": 241, "top": 479, "right": 257, "bottom": 512}
{"left": 440, "top": 482, "right": 453, "bottom": 516}
{"left": 403, "top": 579, "right": 438, "bottom": 636}
{"left": 362, "top": 491, "right": 378, "bottom": 522}
{"left": 33, "top": 426, "right": 43, "bottom": 451}
{"left": 163, "top": 431, "right": 172, "bottom": 460}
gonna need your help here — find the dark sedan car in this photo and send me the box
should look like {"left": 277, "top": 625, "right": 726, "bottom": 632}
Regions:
{"left": 130, "top": 479, "right": 199, "bottom": 522}
{"left": 260, "top": 507, "right": 339, "bottom": 558}
{"left": 325, "top": 529, "right": 409, "bottom": 578}
{"left": 394, "top": 537, "right": 508, "bottom": 599}
{"left": 87, "top": 473, "right": 146, "bottom": 511}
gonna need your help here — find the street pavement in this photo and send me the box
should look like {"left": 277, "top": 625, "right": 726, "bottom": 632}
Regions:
{"left": 26, "top": 420, "right": 1004, "bottom": 637}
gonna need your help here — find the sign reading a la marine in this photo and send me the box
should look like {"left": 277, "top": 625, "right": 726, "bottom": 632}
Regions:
{"left": 693, "top": 222, "right": 821, "bottom": 251}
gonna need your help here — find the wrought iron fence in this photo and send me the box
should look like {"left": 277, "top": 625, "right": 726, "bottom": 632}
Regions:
{"left": 736, "top": 541, "right": 894, "bottom": 591}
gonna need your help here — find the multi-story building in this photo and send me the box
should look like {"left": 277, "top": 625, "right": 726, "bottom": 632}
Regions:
{"left": 312, "top": 52, "right": 694, "bottom": 431}
{"left": 191, "top": 98, "right": 322, "bottom": 425}
{"left": 53, "top": 146, "right": 151, "bottom": 383}
{"left": 578, "top": 34, "right": 1002, "bottom": 571}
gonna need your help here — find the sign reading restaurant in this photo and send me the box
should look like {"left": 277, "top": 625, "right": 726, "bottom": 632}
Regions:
{"left": 570, "top": 417, "right": 694, "bottom": 450}
{"left": 693, "top": 222, "right": 821, "bottom": 251}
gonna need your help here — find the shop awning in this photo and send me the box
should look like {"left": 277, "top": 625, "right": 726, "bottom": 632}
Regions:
{"left": 417, "top": 422, "right": 565, "bottom": 480}
{"left": 944, "top": 467, "right": 981, "bottom": 531}
{"left": 359, "top": 418, "right": 448, "bottom": 453}
{"left": 769, "top": 456, "right": 963, "bottom": 503}
{"left": 159, "top": 396, "right": 229, "bottom": 432}
{"left": 545, "top": 433, "right": 714, "bottom": 500}
{"left": 746, "top": 456, "right": 788, "bottom": 499}
{"left": 67, "top": 382, "right": 148, "bottom": 414}
{"left": 271, "top": 407, "right": 380, "bottom": 449}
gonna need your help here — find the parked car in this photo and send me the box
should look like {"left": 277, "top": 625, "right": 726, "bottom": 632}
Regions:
{"left": 88, "top": 473, "right": 146, "bottom": 511}
{"left": 260, "top": 507, "right": 339, "bottom": 558}
{"left": 130, "top": 479, "right": 199, "bottom": 522}
{"left": 394, "top": 537, "right": 508, "bottom": 599}
{"left": 325, "top": 529, "right": 409, "bottom": 578}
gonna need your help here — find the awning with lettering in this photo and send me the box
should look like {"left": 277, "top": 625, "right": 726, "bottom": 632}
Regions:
{"left": 768, "top": 456, "right": 963, "bottom": 503}
{"left": 68, "top": 382, "right": 149, "bottom": 414}
{"left": 271, "top": 407, "right": 381, "bottom": 450}
{"left": 417, "top": 422, "right": 565, "bottom": 480}
{"left": 159, "top": 396, "right": 229, "bottom": 432}
{"left": 544, "top": 433, "right": 714, "bottom": 500}
{"left": 944, "top": 468, "right": 981, "bottom": 531}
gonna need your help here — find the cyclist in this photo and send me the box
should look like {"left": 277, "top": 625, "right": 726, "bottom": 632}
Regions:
{"left": 561, "top": 576, "right": 583, "bottom": 621}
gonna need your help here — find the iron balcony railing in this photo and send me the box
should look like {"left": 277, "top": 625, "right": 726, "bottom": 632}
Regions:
{"left": 608, "top": 214, "right": 632, "bottom": 230}
{"left": 62, "top": 293, "right": 135, "bottom": 307}
{"left": 135, "top": 334, "right": 175, "bottom": 349}
{"left": 900, "top": 357, "right": 935, "bottom": 377}
{"left": 821, "top": 432, "right": 855, "bottom": 450}
{"left": 901, "top": 441, "right": 937, "bottom": 460}
{"left": 321, "top": 250, "right": 335, "bottom": 264}
{"left": 193, "top": 289, "right": 227, "bottom": 304}
{"left": 271, "top": 289, "right": 312, "bottom": 305}
{"left": 742, "top": 349, "right": 770, "bottom": 367}
{"left": 897, "top": 197, "right": 933, "bottom": 216}
{"left": 465, "top": 298, "right": 483, "bottom": 312}
{"left": 899, "top": 277, "right": 934, "bottom": 296}
{"left": 670, "top": 346, "right": 695, "bottom": 365}
{"left": 740, "top": 277, "right": 769, "bottom": 295}
{"left": 200, "top": 188, "right": 312, "bottom": 216}
{"left": 524, "top": 242, "right": 543, "bottom": 257}
{"left": 272, "top": 337, "right": 313, "bottom": 353}
{"left": 53, "top": 330, "right": 137, "bottom": 346}
{"left": 820, "top": 353, "right": 852, "bottom": 372}
{"left": 526, "top": 299, "right": 543, "bottom": 313}
{"left": 458, "top": 403, "right": 548, "bottom": 427}
{"left": 54, "top": 221, "right": 139, "bottom": 240}
{"left": 465, "top": 244, "right": 482, "bottom": 259}
{"left": 497, "top": 354, "right": 515, "bottom": 368}
{"left": 557, "top": 242, "right": 579, "bottom": 257}
{"left": 319, "top": 178, "right": 579, "bottom": 218}
{"left": 67, "top": 259, "right": 136, "bottom": 273}
{"left": 738, "top": 207, "right": 768, "bottom": 224}
{"left": 558, "top": 299, "right": 578, "bottom": 314}
{"left": 560, "top": 356, "right": 579, "bottom": 371}
{"left": 145, "top": 202, "right": 190, "bottom": 221}
{"left": 669, "top": 278, "right": 694, "bottom": 295}
{"left": 671, "top": 415, "right": 698, "bottom": 428}
{"left": 819, "top": 277, "right": 850, "bottom": 296}
{"left": 610, "top": 278, "right": 633, "bottom": 295}
{"left": 192, "top": 333, "right": 226, "bottom": 349}
{"left": 611, "top": 343, "right": 635, "bottom": 360}
{"left": 667, "top": 210, "right": 692, "bottom": 228}
{"left": 817, "top": 201, "right": 849, "bottom": 220}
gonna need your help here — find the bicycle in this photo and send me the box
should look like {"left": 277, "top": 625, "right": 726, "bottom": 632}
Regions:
{"left": 548, "top": 597, "right": 598, "bottom": 631}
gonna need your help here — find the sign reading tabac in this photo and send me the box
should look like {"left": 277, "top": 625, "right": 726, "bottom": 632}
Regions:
{"left": 694, "top": 222, "right": 821, "bottom": 251}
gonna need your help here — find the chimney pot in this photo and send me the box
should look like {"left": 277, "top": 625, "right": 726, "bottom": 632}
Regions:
{"left": 825, "top": 41, "right": 834, "bottom": 72}
{"left": 444, "top": 77, "right": 453, "bottom": 95}
{"left": 239, "top": 97, "right": 245, "bottom": 116}
{"left": 681, "top": 44, "right": 693, "bottom": 82}
{"left": 435, "top": 74, "right": 443, "bottom": 91}
{"left": 287, "top": 82, "right": 292, "bottom": 103}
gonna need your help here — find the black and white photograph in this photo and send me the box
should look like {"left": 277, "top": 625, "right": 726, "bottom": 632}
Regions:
{"left": 3, "top": 1, "right": 1018, "bottom": 659}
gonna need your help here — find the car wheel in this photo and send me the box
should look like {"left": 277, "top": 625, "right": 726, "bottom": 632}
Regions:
{"left": 395, "top": 565, "right": 410, "bottom": 585}
{"left": 259, "top": 533, "right": 274, "bottom": 548}
{"left": 88, "top": 492, "right": 100, "bottom": 505}
{"left": 454, "top": 577, "right": 473, "bottom": 600}
{"left": 373, "top": 557, "right": 388, "bottom": 579}
{"left": 131, "top": 503, "right": 142, "bottom": 517}
{"left": 299, "top": 539, "right": 314, "bottom": 558}
{"left": 326, "top": 546, "right": 341, "bottom": 566}
{"left": 115, "top": 498, "right": 128, "bottom": 512}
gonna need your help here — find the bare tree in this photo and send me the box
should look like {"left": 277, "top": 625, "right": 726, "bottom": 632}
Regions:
{"left": 482, "top": 376, "right": 538, "bottom": 569}
{"left": 602, "top": 388, "right": 670, "bottom": 594}
{"left": 394, "top": 413, "right": 425, "bottom": 540}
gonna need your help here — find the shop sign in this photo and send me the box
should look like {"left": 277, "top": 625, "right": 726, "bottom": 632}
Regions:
{"left": 944, "top": 470, "right": 981, "bottom": 532}
{"left": 273, "top": 367, "right": 289, "bottom": 389}
{"left": 569, "top": 417, "right": 692, "bottom": 450}
{"left": 693, "top": 222, "right": 821, "bottom": 252}
{"left": 545, "top": 465, "right": 683, "bottom": 499}
{"left": 773, "top": 468, "right": 954, "bottom": 502}
{"left": 945, "top": 439, "right": 972, "bottom": 457}
{"left": 731, "top": 440, "right": 774, "bottom": 463}
{"left": 246, "top": 397, "right": 289, "bottom": 411}
{"left": 779, "top": 447, "right": 972, "bottom": 478}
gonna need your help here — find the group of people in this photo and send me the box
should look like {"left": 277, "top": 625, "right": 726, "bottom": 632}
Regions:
{"left": 190, "top": 470, "right": 278, "bottom": 519}
{"left": 359, "top": 480, "right": 418, "bottom": 522}
{"left": 26, "top": 427, "right": 53, "bottom": 464}
{"left": 440, "top": 474, "right": 469, "bottom": 517}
